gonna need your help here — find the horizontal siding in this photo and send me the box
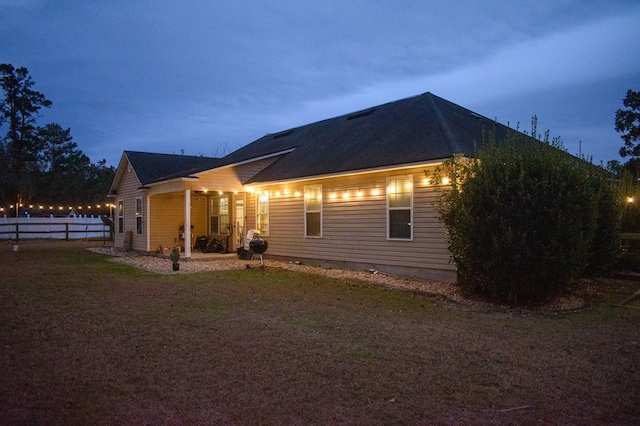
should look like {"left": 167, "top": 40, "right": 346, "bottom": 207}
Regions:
{"left": 115, "top": 156, "right": 280, "bottom": 252}
{"left": 114, "top": 155, "right": 455, "bottom": 279}
{"left": 249, "top": 166, "right": 455, "bottom": 277}
{"left": 113, "top": 160, "right": 148, "bottom": 251}
{"left": 148, "top": 193, "right": 208, "bottom": 251}
{"left": 190, "top": 157, "right": 281, "bottom": 192}
{"left": 190, "top": 195, "right": 208, "bottom": 242}
{"left": 149, "top": 193, "right": 184, "bottom": 250}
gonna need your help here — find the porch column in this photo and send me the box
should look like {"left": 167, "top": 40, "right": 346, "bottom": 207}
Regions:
{"left": 145, "top": 194, "right": 151, "bottom": 252}
{"left": 184, "top": 189, "right": 191, "bottom": 258}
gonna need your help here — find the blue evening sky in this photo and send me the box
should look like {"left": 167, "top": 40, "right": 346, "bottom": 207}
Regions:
{"left": 2, "top": 0, "right": 639, "bottom": 167}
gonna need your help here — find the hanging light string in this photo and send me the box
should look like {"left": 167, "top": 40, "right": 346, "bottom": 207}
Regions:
{"left": 0, "top": 202, "right": 115, "bottom": 214}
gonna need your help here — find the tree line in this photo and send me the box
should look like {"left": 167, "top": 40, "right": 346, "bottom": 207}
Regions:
{"left": 0, "top": 63, "right": 115, "bottom": 215}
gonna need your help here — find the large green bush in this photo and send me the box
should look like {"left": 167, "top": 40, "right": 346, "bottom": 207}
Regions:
{"left": 617, "top": 170, "right": 640, "bottom": 233}
{"left": 436, "top": 134, "right": 620, "bottom": 306}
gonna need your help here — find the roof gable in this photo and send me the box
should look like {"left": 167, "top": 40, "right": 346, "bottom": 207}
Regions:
{"left": 222, "top": 92, "right": 512, "bottom": 184}
{"left": 123, "top": 151, "right": 223, "bottom": 186}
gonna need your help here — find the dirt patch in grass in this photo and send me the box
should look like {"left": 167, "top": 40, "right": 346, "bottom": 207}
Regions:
{"left": 1, "top": 240, "right": 639, "bottom": 424}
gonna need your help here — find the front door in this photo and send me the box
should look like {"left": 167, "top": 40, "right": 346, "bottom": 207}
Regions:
{"left": 235, "top": 198, "right": 245, "bottom": 250}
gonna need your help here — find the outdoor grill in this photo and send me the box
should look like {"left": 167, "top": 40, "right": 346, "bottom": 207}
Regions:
{"left": 238, "top": 229, "right": 268, "bottom": 269}
{"left": 249, "top": 237, "right": 268, "bottom": 255}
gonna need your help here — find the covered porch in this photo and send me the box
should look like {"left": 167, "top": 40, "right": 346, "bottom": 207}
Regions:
{"left": 140, "top": 162, "right": 259, "bottom": 258}
{"left": 146, "top": 188, "right": 251, "bottom": 259}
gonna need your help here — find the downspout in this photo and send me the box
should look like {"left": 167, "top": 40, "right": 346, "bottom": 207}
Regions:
{"left": 184, "top": 189, "right": 191, "bottom": 258}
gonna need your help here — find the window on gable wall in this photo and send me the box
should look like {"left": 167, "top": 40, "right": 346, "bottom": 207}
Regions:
{"left": 387, "top": 176, "right": 413, "bottom": 240}
{"left": 256, "top": 191, "right": 269, "bottom": 236}
{"left": 305, "top": 184, "right": 322, "bottom": 237}
{"left": 117, "top": 200, "right": 124, "bottom": 234}
{"left": 135, "top": 197, "right": 143, "bottom": 235}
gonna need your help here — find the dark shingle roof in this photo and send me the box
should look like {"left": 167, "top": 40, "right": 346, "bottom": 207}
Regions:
{"left": 222, "top": 92, "right": 512, "bottom": 184}
{"left": 124, "top": 151, "right": 223, "bottom": 185}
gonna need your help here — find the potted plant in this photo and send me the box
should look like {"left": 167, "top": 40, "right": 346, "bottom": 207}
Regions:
{"left": 169, "top": 247, "right": 180, "bottom": 271}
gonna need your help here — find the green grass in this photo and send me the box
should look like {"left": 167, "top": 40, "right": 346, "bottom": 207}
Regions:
{"left": 1, "top": 240, "right": 639, "bottom": 424}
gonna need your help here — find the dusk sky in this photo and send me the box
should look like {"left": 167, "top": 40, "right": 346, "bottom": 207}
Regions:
{"left": 2, "top": 1, "right": 639, "bottom": 168}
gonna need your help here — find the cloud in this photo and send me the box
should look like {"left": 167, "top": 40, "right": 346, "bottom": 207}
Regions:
{"left": 2, "top": 1, "right": 638, "bottom": 167}
{"left": 282, "top": 10, "right": 640, "bottom": 128}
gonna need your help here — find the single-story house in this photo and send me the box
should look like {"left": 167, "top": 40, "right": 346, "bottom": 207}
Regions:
{"left": 109, "top": 92, "right": 511, "bottom": 282}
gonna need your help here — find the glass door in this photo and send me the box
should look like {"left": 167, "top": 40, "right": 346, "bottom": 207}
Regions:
{"left": 235, "top": 198, "right": 245, "bottom": 249}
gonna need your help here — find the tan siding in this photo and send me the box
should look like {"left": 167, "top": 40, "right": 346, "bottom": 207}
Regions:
{"left": 251, "top": 166, "right": 455, "bottom": 280}
{"left": 114, "top": 156, "right": 280, "bottom": 253}
{"left": 190, "top": 194, "right": 208, "bottom": 242}
{"left": 113, "top": 153, "right": 454, "bottom": 281}
{"left": 236, "top": 157, "right": 281, "bottom": 184}
{"left": 113, "top": 160, "right": 149, "bottom": 251}
{"left": 148, "top": 181, "right": 188, "bottom": 196}
{"left": 190, "top": 157, "right": 282, "bottom": 192}
{"left": 149, "top": 192, "right": 184, "bottom": 250}
{"left": 245, "top": 192, "right": 257, "bottom": 235}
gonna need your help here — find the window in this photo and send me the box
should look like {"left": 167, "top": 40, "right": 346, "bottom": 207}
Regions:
{"left": 117, "top": 200, "right": 124, "bottom": 234}
{"left": 256, "top": 191, "right": 269, "bottom": 235}
{"left": 305, "top": 185, "right": 322, "bottom": 237}
{"left": 210, "top": 196, "right": 229, "bottom": 234}
{"left": 135, "top": 197, "right": 143, "bottom": 235}
{"left": 387, "top": 176, "right": 412, "bottom": 240}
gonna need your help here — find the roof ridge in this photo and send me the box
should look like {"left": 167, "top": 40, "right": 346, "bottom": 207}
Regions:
{"left": 423, "top": 93, "right": 460, "bottom": 153}
{"left": 259, "top": 92, "right": 430, "bottom": 138}
{"left": 125, "top": 150, "right": 219, "bottom": 160}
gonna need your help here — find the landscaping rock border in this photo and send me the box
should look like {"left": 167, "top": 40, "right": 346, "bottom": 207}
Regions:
{"left": 87, "top": 247, "right": 585, "bottom": 312}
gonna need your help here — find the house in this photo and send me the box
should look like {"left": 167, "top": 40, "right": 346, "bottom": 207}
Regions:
{"left": 109, "top": 92, "right": 512, "bottom": 282}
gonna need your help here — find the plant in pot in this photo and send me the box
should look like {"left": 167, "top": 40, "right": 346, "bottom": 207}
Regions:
{"left": 169, "top": 247, "right": 180, "bottom": 271}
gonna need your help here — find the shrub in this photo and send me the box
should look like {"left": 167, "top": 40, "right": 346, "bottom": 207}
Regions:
{"left": 586, "top": 178, "right": 622, "bottom": 275}
{"left": 614, "top": 169, "right": 640, "bottom": 270}
{"left": 618, "top": 169, "right": 640, "bottom": 232}
{"left": 436, "top": 133, "right": 620, "bottom": 306}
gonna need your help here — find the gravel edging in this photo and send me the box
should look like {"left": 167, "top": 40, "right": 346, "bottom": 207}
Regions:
{"left": 87, "top": 247, "right": 585, "bottom": 312}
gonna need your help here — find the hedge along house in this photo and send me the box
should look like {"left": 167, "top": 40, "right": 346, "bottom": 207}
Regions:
{"left": 109, "top": 92, "right": 511, "bottom": 283}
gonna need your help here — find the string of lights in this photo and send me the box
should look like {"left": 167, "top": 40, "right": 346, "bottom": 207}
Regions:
{"left": 0, "top": 202, "right": 115, "bottom": 214}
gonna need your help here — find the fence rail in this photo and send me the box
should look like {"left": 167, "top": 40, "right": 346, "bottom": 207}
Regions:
{"left": 0, "top": 215, "right": 111, "bottom": 241}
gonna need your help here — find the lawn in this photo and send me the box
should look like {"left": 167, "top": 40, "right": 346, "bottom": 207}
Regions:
{"left": 1, "top": 241, "right": 639, "bottom": 425}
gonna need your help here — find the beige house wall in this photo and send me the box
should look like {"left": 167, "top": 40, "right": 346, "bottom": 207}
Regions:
{"left": 149, "top": 192, "right": 187, "bottom": 250}
{"left": 112, "top": 156, "right": 455, "bottom": 281}
{"left": 113, "top": 160, "right": 148, "bottom": 252}
{"left": 247, "top": 165, "right": 456, "bottom": 282}
{"left": 190, "top": 157, "right": 280, "bottom": 193}
{"left": 112, "top": 158, "right": 278, "bottom": 253}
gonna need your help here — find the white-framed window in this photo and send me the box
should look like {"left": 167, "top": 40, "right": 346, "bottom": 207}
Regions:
{"left": 210, "top": 196, "right": 229, "bottom": 234}
{"left": 256, "top": 191, "right": 269, "bottom": 236}
{"left": 304, "top": 184, "right": 322, "bottom": 237}
{"left": 135, "top": 197, "right": 143, "bottom": 235}
{"left": 387, "top": 176, "right": 413, "bottom": 240}
{"left": 117, "top": 199, "right": 124, "bottom": 234}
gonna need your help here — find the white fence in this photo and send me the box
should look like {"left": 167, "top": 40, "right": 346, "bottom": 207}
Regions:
{"left": 0, "top": 215, "right": 111, "bottom": 240}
